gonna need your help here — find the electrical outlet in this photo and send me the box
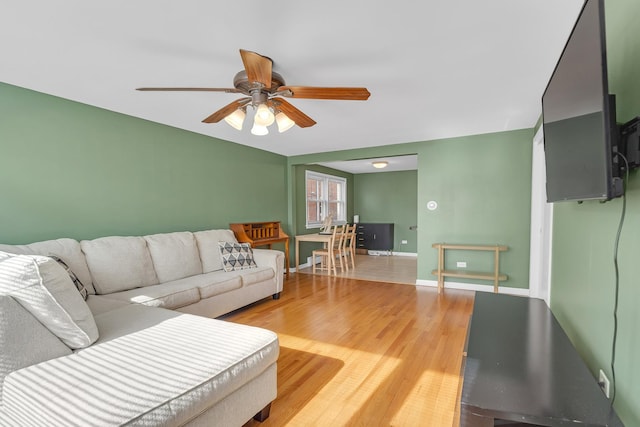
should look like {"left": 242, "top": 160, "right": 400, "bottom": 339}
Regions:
{"left": 456, "top": 261, "right": 467, "bottom": 268}
{"left": 598, "top": 369, "right": 610, "bottom": 398}
{"left": 401, "top": 240, "right": 408, "bottom": 244}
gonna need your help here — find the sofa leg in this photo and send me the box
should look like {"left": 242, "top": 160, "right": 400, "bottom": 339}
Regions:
{"left": 253, "top": 403, "right": 272, "bottom": 422}
{"left": 272, "top": 292, "right": 281, "bottom": 300}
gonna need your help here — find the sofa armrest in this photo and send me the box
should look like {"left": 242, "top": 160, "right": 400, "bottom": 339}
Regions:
{"left": 252, "top": 249, "right": 284, "bottom": 293}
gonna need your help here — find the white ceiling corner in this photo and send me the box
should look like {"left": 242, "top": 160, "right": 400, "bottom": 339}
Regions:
{"left": 1, "top": 1, "right": 583, "bottom": 157}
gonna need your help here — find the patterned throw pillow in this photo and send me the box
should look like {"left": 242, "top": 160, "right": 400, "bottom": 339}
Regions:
{"left": 218, "top": 242, "right": 258, "bottom": 272}
{"left": 50, "top": 256, "right": 89, "bottom": 300}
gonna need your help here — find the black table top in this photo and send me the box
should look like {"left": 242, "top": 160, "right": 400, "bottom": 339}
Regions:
{"left": 462, "top": 293, "right": 623, "bottom": 427}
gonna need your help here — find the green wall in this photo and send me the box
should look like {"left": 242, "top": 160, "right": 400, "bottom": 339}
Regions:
{"left": 354, "top": 170, "right": 418, "bottom": 253}
{"left": 416, "top": 129, "right": 533, "bottom": 288}
{"left": 550, "top": 1, "right": 640, "bottom": 425}
{"left": 0, "top": 83, "right": 288, "bottom": 244}
{"left": 290, "top": 129, "right": 533, "bottom": 287}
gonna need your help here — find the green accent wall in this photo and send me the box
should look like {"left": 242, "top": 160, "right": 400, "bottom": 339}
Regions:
{"left": 354, "top": 171, "right": 418, "bottom": 253}
{"left": 416, "top": 130, "right": 533, "bottom": 288}
{"left": 0, "top": 83, "right": 288, "bottom": 245}
{"left": 289, "top": 129, "right": 533, "bottom": 287}
{"left": 550, "top": 1, "right": 640, "bottom": 425}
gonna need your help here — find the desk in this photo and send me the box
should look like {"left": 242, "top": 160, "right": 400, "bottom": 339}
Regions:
{"left": 230, "top": 221, "right": 290, "bottom": 277}
{"left": 295, "top": 233, "right": 333, "bottom": 273}
{"left": 461, "top": 293, "right": 623, "bottom": 426}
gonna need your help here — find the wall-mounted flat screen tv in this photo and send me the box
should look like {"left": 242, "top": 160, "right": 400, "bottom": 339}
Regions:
{"left": 542, "top": 0, "right": 622, "bottom": 202}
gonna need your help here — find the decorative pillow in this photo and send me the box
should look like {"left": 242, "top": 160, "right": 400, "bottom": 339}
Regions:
{"left": 218, "top": 242, "right": 258, "bottom": 272}
{"left": 50, "top": 256, "right": 88, "bottom": 301}
{"left": 0, "top": 251, "right": 99, "bottom": 349}
{"left": 0, "top": 295, "right": 72, "bottom": 395}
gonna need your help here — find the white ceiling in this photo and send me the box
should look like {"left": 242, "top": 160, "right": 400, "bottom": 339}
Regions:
{"left": 2, "top": 1, "right": 583, "bottom": 157}
{"left": 317, "top": 155, "right": 418, "bottom": 174}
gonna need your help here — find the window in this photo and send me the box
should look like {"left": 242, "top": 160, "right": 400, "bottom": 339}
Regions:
{"left": 306, "top": 171, "right": 347, "bottom": 228}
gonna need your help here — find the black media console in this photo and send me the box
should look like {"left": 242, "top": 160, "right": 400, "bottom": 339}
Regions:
{"left": 460, "top": 293, "right": 623, "bottom": 427}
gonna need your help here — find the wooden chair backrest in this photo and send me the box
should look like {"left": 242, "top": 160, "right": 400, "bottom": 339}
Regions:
{"left": 332, "top": 224, "right": 345, "bottom": 249}
{"left": 342, "top": 224, "right": 356, "bottom": 249}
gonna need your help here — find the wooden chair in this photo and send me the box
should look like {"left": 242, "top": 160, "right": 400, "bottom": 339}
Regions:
{"left": 312, "top": 225, "right": 344, "bottom": 275}
{"left": 333, "top": 225, "right": 347, "bottom": 273}
{"left": 340, "top": 224, "right": 357, "bottom": 270}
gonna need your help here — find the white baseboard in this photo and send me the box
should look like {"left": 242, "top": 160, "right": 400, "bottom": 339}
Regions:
{"left": 365, "top": 250, "right": 417, "bottom": 257}
{"left": 415, "top": 279, "right": 530, "bottom": 297}
{"left": 392, "top": 251, "right": 417, "bottom": 257}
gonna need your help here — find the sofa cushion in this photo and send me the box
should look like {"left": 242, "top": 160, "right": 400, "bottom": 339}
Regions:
{"left": 0, "top": 238, "right": 96, "bottom": 294}
{"left": 239, "top": 266, "right": 275, "bottom": 286}
{"left": 0, "top": 295, "right": 72, "bottom": 395}
{"left": 85, "top": 295, "right": 132, "bottom": 316}
{"left": 144, "top": 231, "right": 203, "bottom": 283}
{"left": 81, "top": 236, "right": 159, "bottom": 294}
{"left": 219, "top": 242, "right": 258, "bottom": 272}
{"left": 196, "top": 271, "right": 244, "bottom": 299}
{"left": 0, "top": 251, "right": 99, "bottom": 349}
{"left": 102, "top": 280, "right": 201, "bottom": 310}
{"left": 1, "top": 304, "right": 279, "bottom": 426}
{"left": 194, "top": 229, "right": 238, "bottom": 273}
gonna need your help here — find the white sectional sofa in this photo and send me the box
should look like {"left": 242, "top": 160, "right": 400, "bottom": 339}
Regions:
{"left": 0, "top": 229, "right": 284, "bottom": 426}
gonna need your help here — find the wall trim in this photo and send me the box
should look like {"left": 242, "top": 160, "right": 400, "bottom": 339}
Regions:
{"left": 365, "top": 250, "right": 417, "bottom": 257}
{"left": 415, "top": 279, "right": 530, "bottom": 297}
{"left": 391, "top": 251, "right": 417, "bottom": 257}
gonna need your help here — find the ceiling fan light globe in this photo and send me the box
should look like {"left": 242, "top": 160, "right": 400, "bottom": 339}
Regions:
{"left": 276, "top": 112, "right": 295, "bottom": 133}
{"left": 254, "top": 104, "right": 275, "bottom": 126}
{"left": 223, "top": 109, "right": 246, "bottom": 130}
{"left": 251, "top": 123, "right": 269, "bottom": 136}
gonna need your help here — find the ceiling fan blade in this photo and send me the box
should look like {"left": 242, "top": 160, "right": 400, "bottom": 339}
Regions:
{"left": 136, "top": 87, "right": 241, "bottom": 93}
{"left": 279, "top": 86, "right": 370, "bottom": 101}
{"left": 270, "top": 98, "right": 317, "bottom": 128}
{"left": 202, "top": 98, "right": 250, "bottom": 124}
{"left": 239, "top": 49, "right": 273, "bottom": 89}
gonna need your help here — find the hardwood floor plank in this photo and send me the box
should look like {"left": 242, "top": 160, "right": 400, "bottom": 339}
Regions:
{"left": 228, "top": 273, "right": 474, "bottom": 427}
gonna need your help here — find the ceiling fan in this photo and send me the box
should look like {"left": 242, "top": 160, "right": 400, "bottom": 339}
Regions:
{"left": 137, "top": 49, "right": 371, "bottom": 135}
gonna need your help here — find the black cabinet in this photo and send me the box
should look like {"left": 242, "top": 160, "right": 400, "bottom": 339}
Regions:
{"left": 356, "top": 223, "right": 394, "bottom": 252}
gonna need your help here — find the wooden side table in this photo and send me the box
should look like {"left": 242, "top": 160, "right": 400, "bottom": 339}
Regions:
{"left": 431, "top": 243, "right": 508, "bottom": 293}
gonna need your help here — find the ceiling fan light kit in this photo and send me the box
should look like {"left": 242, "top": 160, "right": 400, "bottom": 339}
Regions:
{"left": 275, "top": 112, "right": 295, "bottom": 133}
{"left": 223, "top": 108, "right": 246, "bottom": 130}
{"left": 250, "top": 123, "right": 269, "bottom": 136}
{"left": 137, "top": 49, "right": 370, "bottom": 137}
{"left": 254, "top": 103, "right": 275, "bottom": 127}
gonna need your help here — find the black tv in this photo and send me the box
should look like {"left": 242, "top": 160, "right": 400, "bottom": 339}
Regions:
{"left": 542, "top": 0, "right": 623, "bottom": 203}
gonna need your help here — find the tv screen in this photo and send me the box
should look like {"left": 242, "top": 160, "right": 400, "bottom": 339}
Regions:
{"left": 542, "top": 0, "right": 622, "bottom": 202}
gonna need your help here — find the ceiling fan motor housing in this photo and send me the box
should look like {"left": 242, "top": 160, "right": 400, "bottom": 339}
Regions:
{"left": 233, "top": 70, "right": 286, "bottom": 95}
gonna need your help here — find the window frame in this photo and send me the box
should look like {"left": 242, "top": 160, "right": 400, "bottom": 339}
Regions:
{"left": 305, "top": 170, "right": 347, "bottom": 229}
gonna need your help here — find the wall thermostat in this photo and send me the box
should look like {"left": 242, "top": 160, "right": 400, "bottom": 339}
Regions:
{"left": 427, "top": 201, "right": 438, "bottom": 211}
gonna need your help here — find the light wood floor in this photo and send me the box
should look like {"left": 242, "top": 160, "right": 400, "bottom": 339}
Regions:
{"left": 297, "top": 254, "right": 418, "bottom": 285}
{"left": 225, "top": 272, "right": 475, "bottom": 427}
